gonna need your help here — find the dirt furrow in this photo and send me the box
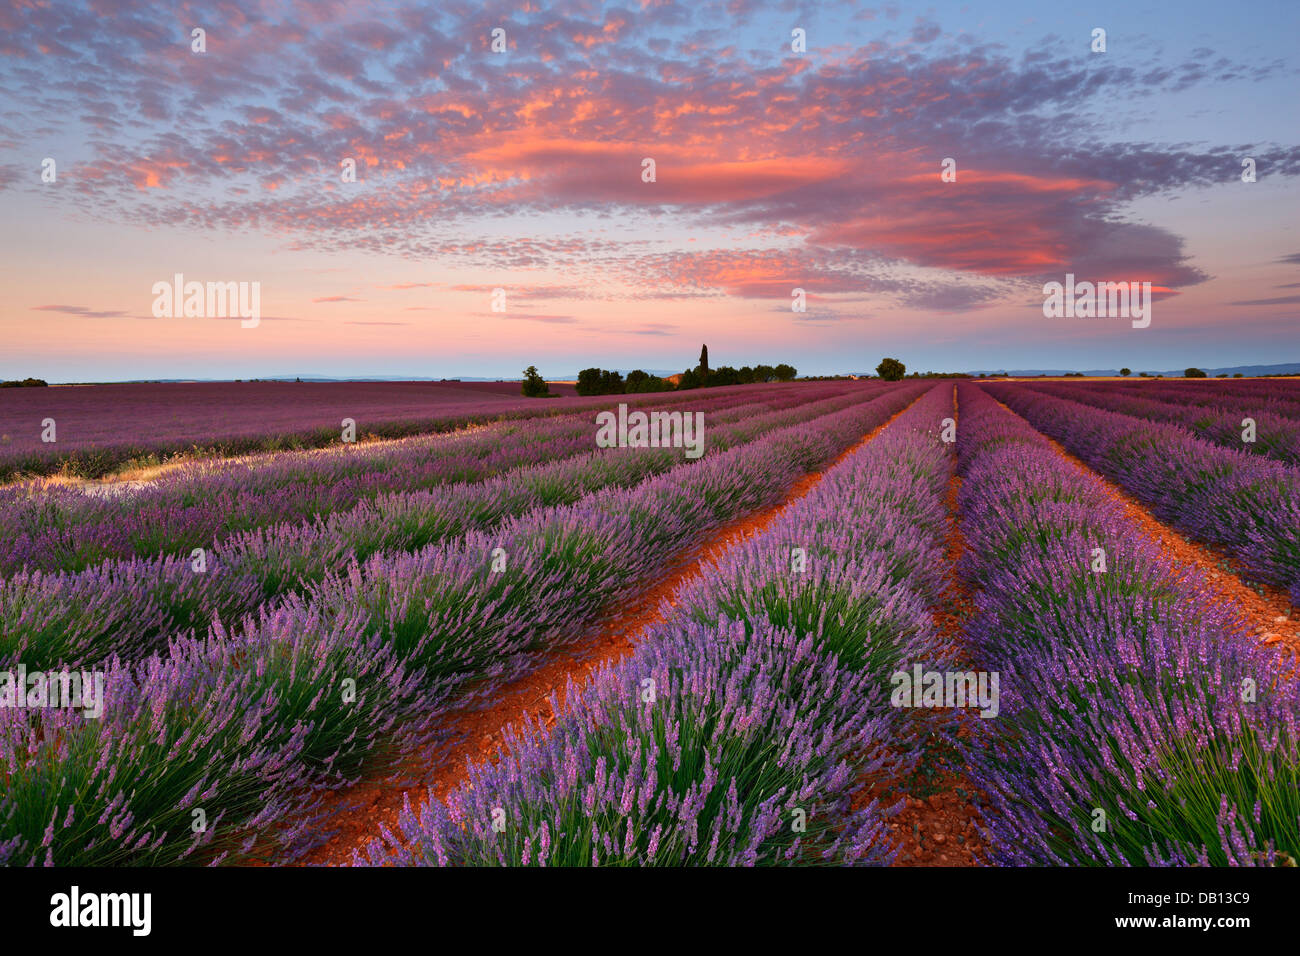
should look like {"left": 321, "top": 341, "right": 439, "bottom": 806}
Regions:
{"left": 880, "top": 384, "right": 987, "bottom": 867}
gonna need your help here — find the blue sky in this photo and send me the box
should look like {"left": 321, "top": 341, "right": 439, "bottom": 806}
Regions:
{"left": 0, "top": 0, "right": 1296, "bottom": 380}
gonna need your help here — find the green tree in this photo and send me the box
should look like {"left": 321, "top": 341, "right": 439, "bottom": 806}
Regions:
{"left": 1184, "top": 367, "right": 1207, "bottom": 379}
{"left": 624, "top": 369, "right": 650, "bottom": 390}
{"left": 698, "top": 344, "right": 710, "bottom": 380}
{"left": 599, "top": 369, "right": 625, "bottom": 394}
{"left": 676, "top": 368, "right": 701, "bottom": 390}
{"left": 628, "top": 374, "right": 671, "bottom": 393}
{"left": 876, "top": 357, "right": 906, "bottom": 381}
{"left": 575, "top": 367, "right": 604, "bottom": 396}
{"left": 773, "top": 363, "right": 797, "bottom": 381}
{"left": 1119, "top": 368, "right": 1131, "bottom": 377}
{"left": 707, "top": 365, "right": 739, "bottom": 387}
{"left": 738, "top": 365, "right": 755, "bottom": 384}
{"left": 752, "top": 364, "right": 775, "bottom": 383}
{"left": 521, "top": 366, "right": 550, "bottom": 397}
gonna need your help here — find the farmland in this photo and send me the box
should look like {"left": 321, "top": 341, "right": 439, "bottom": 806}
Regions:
{"left": 0, "top": 379, "right": 604, "bottom": 481}
{"left": 1, "top": 377, "right": 1296, "bottom": 868}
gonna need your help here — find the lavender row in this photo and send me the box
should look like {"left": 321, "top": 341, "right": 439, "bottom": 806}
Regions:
{"left": 0, "top": 383, "right": 929, "bottom": 865}
{"left": 1021, "top": 381, "right": 1300, "bottom": 466}
{"left": 353, "top": 384, "right": 958, "bottom": 866}
{"left": 0, "top": 386, "right": 906, "bottom": 668}
{"left": 956, "top": 382, "right": 1299, "bottom": 865}
{"left": 2, "top": 382, "right": 870, "bottom": 575}
{"left": 986, "top": 383, "right": 1300, "bottom": 605}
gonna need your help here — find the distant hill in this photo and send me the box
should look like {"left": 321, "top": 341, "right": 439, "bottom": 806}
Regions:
{"left": 42, "top": 361, "right": 1300, "bottom": 386}
{"left": 108, "top": 370, "right": 685, "bottom": 384}
{"left": 249, "top": 370, "right": 686, "bottom": 382}
{"left": 111, "top": 375, "right": 454, "bottom": 383}
{"left": 546, "top": 369, "right": 682, "bottom": 381}
{"left": 957, "top": 362, "right": 1300, "bottom": 378}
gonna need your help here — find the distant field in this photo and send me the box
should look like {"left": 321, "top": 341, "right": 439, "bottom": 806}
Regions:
{"left": 984, "top": 376, "right": 1300, "bottom": 383}
{"left": 0, "top": 378, "right": 625, "bottom": 480}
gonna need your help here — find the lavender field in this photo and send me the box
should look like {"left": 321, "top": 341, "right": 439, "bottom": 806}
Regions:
{"left": 0, "top": 378, "right": 680, "bottom": 480}
{"left": 7, "top": 0, "right": 1300, "bottom": 937}
{"left": 2, "top": 377, "right": 1297, "bottom": 869}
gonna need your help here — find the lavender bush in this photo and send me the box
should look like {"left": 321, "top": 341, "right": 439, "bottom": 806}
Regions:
{"left": 357, "top": 619, "right": 899, "bottom": 866}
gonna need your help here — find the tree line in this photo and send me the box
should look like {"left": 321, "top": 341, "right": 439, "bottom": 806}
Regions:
{"left": 523, "top": 346, "right": 801, "bottom": 397}
{"left": 1, "top": 378, "right": 49, "bottom": 388}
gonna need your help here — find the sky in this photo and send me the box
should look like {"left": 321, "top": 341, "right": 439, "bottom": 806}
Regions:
{"left": 0, "top": 0, "right": 1297, "bottom": 382}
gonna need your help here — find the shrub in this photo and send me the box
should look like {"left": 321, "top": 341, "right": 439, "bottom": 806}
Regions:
{"left": 627, "top": 373, "right": 671, "bottom": 393}
{"left": 705, "top": 366, "right": 740, "bottom": 387}
{"left": 575, "top": 368, "right": 603, "bottom": 396}
{"left": 876, "top": 358, "right": 906, "bottom": 382}
{"left": 0, "top": 378, "right": 49, "bottom": 388}
{"left": 521, "top": 366, "right": 551, "bottom": 397}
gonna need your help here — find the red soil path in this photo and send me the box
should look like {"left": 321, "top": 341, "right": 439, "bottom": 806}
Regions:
{"left": 866, "top": 385, "right": 988, "bottom": 867}
{"left": 300, "top": 394, "right": 925, "bottom": 866}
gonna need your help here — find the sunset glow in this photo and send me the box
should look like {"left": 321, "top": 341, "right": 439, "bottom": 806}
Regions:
{"left": 1, "top": 0, "right": 1296, "bottom": 380}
